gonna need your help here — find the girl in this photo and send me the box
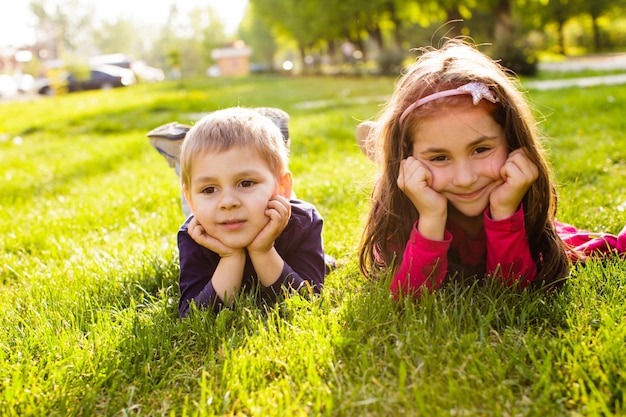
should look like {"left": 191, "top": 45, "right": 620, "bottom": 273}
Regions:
{"left": 358, "top": 39, "right": 573, "bottom": 297}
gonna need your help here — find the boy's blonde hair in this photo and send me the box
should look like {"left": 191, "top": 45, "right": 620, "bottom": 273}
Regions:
{"left": 180, "top": 107, "right": 289, "bottom": 191}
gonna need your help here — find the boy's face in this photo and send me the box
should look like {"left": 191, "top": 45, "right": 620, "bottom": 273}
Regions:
{"left": 184, "top": 146, "right": 288, "bottom": 249}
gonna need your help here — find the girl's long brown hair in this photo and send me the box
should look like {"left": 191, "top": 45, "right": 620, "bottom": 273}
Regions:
{"left": 358, "top": 39, "right": 570, "bottom": 287}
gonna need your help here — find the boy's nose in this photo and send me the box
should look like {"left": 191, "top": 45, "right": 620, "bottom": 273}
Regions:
{"left": 219, "top": 189, "right": 240, "bottom": 208}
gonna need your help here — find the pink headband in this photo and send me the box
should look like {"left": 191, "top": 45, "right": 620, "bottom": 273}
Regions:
{"left": 399, "top": 81, "right": 499, "bottom": 124}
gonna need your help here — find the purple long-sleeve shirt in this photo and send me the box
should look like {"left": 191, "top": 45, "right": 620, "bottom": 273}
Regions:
{"left": 177, "top": 199, "right": 326, "bottom": 317}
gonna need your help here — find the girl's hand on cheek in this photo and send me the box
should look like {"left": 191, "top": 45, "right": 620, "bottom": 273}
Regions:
{"left": 248, "top": 195, "right": 291, "bottom": 254}
{"left": 398, "top": 156, "right": 447, "bottom": 240}
{"left": 489, "top": 148, "right": 539, "bottom": 220}
{"left": 398, "top": 156, "right": 447, "bottom": 217}
{"left": 187, "top": 216, "right": 241, "bottom": 258}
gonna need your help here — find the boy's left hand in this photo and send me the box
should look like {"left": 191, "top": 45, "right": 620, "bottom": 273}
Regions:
{"left": 247, "top": 195, "right": 291, "bottom": 254}
{"left": 489, "top": 148, "right": 538, "bottom": 220}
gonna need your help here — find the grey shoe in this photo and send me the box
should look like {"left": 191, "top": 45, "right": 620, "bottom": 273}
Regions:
{"left": 146, "top": 122, "right": 191, "bottom": 168}
{"left": 251, "top": 107, "right": 290, "bottom": 148}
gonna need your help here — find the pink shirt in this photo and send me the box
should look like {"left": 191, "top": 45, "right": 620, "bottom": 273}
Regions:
{"left": 391, "top": 207, "right": 537, "bottom": 297}
{"left": 556, "top": 221, "right": 626, "bottom": 261}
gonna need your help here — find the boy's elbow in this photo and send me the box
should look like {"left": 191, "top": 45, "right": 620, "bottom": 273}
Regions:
{"left": 178, "top": 303, "right": 190, "bottom": 318}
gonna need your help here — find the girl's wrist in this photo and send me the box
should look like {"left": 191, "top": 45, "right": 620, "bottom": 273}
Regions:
{"left": 489, "top": 204, "right": 519, "bottom": 221}
{"left": 417, "top": 212, "right": 447, "bottom": 241}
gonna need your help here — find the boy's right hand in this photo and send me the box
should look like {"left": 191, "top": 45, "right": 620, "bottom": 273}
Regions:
{"left": 187, "top": 216, "right": 242, "bottom": 258}
{"left": 398, "top": 156, "right": 447, "bottom": 240}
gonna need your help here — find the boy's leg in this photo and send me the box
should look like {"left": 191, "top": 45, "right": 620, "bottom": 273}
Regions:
{"left": 147, "top": 122, "right": 192, "bottom": 216}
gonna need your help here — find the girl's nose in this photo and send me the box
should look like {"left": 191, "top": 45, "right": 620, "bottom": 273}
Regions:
{"left": 452, "top": 160, "right": 478, "bottom": 188}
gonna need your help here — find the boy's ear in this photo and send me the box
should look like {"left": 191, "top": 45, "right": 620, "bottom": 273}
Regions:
{"left": 278, "top": 171, "right": 293, "bottom": 199}
{"left": 182, "top": 186, "right": 194, "bottom": 213}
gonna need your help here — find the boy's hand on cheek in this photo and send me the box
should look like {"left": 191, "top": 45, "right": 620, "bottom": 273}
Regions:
{"left": 187, "top": 216, "right": 241, "bottom": 258}
{"left": 248, "top": 195, "right": 291, "bottom": 254}
{"left": 490, "top": 148, "right": 539, "bottom": 220}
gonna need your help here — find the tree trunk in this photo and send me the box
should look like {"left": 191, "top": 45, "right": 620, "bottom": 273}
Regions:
{"left": 386, "top": 1, "right": 403, "bottom": 51}
{"left": 591, "top": 15, "right": 601, "bottom": 52}
{"left": 327, "top": 40, "right": 336, "bottom": 66}
{"left": 557, "top": 20, "right": 566, "bottom": 55}
{"left": 493, "top": 0, "right": 513, "bottom": 46}
{"left": 368, "top": 26, "right": 383, "bottom": 51}
{"left": 298, "top": 45, "right": 307, "bottom": 73}
{"left": 445, "top": 8, "right": 463, "bottom": 38}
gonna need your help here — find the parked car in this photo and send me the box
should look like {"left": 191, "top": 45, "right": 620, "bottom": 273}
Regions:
{"left": 131, "top": 61, "right": 165, "bottom": 83}
{"left": 37, "top": 64, "right": 136, "bottom": 95}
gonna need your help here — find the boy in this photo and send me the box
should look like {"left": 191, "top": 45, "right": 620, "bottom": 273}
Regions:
{"left": 177, "top": 107, "right": 327, "bottom": 317}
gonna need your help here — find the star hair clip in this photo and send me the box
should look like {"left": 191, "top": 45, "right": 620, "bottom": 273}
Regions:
{"left": 457, "top": 82, "right": 499, "bottom": 105}
{"left": 399, "top": 81, "right": 499, "bottom": 123}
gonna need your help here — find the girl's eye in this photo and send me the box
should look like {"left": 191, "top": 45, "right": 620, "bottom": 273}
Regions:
{"left": 430, "top": 155, "right": 448, "bottom": 162}
{"left": 240, "top": 180, "right": 255, "bottom": 188}
{"left": 474, "top": 146, "right": 490, "bottom": 154}
{"left": 202, "top": 186, "right": 217, "bottom": 194}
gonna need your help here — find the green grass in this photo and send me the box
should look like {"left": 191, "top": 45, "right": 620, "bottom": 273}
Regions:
{"left": 1, "top": 74, "right": 625, "bottom": 416}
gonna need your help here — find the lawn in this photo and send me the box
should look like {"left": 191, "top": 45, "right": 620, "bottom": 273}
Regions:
{"left": 1, "top": 73, "right": 625, "bottom": 416}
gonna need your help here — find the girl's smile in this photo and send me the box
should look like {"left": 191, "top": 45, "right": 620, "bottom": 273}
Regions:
{"left": 453, "top": 184, "right": 490, "bottom": 200}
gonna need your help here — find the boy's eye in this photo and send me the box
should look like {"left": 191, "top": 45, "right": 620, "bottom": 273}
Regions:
{"left": 201, "top": 186, "right": 217, "bottom": 194}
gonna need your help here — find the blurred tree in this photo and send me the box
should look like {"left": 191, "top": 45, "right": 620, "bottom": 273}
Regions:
{"left": 251, "top": 0, "right": 325, "bottom": 69}
{"left": 195, "top": 6, "right": 228, "bottom": 74}
{"left": 526, "top": 0, "right": 581, "bottom": 54}
{"left": 581, "top": 0, "right": 626, "bottom": 51}
{"left": 29, "top": 0, "right": 95, "bottom": 57}
{"left": 92, "top": 18, "right": 141, "bottom": 55}
{"left": 149, "top": 4, "right": 227, "bottom": 77}
{"left": 25, "top": 0, "right": 626, "bottom": 78}
{"left": 238, "top": 3, "right": 279, "bottom": 71}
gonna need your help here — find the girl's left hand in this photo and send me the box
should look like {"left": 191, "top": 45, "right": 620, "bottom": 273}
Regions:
{"left": 247, "top": 195, "right": 291, "bottom": 254}
{"left": 489, "top": 148, "right": 538, "bottom": 220}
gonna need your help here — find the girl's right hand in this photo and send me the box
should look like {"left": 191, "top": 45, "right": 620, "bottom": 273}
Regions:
{"left": 398, "top": 156, "right": 447, "bottom": 240}
{"left": 187, "top": 216, "right": 242, "bottom": 258}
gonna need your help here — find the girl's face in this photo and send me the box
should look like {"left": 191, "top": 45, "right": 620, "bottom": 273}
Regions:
{"left": 410, "top": 104, "right": 508, "bottom": 221}
{"left": 184, "top": 146, "right": 284, "bottom": 249}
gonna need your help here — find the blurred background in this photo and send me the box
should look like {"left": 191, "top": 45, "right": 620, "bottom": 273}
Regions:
{"left": 2, "top": 0, "right": 626, "bottom": 100}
